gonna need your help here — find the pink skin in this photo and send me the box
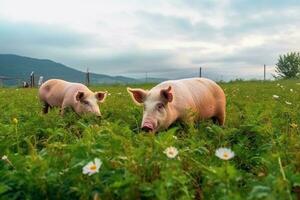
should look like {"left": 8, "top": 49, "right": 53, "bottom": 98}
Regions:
{"left": 39, "top": 79, "right": 107, "bottom": 116}
{"left": 127, "top": 78, "right": 226, "bottom": 133}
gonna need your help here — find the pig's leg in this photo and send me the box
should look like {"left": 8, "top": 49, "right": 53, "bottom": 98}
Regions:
{"left": 212, "top": 117, "right": 218, "bottom": 124}
{"left": 60, "top": 101, "right": 70, "bottom": 116}
{"left": 43, "top": 102, "right": 50, "bottom": 114}
{"left": 213, "top": 111, "right": 225, "bottom": 126}
{"left": 60, "top": 106, "right": 66, "bottom": 116}
{"left": 60, "top": 101, "right": 66, "bottom": 116}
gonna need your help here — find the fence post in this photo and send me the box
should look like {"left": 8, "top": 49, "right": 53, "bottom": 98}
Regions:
{"left": 264, "top": 64, "right": 266, "bottom": 81}
{"left": 86, "top": 68, "right": 90, "bottom": 86}
{"left": 199, "top": 67, "right": 202, "bottom": 77}
{"left": 30, "top": 71, "right": 35, "bottom": 87}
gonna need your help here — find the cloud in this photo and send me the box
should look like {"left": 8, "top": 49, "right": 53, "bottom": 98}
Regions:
{"left": 0, "top": 20, "right": 101, "bottom": 54}
{"left": 0, "top": 0, "right": 299, "bottom": 80}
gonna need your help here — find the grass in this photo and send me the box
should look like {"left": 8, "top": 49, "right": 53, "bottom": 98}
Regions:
{"left": 0, "top": 80, "right": 300, "bottom": 199}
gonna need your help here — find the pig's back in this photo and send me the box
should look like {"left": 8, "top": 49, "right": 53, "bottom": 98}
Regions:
{"left": 175, "top": 78, "right": 224, "bottom": 99}
{"left": 157, "top": 78, "right": 225, "bottom": 117}
{"left": 39, "top": 79, "right": 72, "bottom": 106}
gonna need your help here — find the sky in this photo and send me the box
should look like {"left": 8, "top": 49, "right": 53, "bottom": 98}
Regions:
{"left": 0, "top": 0, "right": 300, "bottom": 80}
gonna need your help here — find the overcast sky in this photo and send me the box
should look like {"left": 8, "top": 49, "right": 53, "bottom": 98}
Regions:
{"left": 0, "top": 0, "right": 300, "bottom": 80}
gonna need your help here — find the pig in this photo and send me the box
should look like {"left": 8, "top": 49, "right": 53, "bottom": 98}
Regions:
{"left": 127, "top": 78, "right": 226, "bottom": 132}
{"left": 39, "top": 79, "right": 107, "bottom": 116}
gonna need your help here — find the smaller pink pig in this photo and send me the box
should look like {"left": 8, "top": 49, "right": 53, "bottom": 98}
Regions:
{"left": 39, "top": 79, "right": 107, "bottom": 116}
{"left": 127, "top": 78, "right": 226, "bottom": 132}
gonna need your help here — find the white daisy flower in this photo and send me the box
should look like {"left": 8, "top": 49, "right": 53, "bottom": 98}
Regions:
{"left": 164, "top": 146, "right": 178, "bottom": 159}
{"left": 290, "top": 89, "right": 293, "bottom": 92}
{"left": 215, "top": 148, "right": 235, "bottom": 160}
{"left": 273, "top": 95, "right": 279, "bottom": 99}
{"left": 82, "top": 158, "right": 102, "bottom": 176}
{"left": 1, "top": 155, "right": 14, "bottom": 168}
{"left": 285, "top": 101, "right": 292, "bottom": 105}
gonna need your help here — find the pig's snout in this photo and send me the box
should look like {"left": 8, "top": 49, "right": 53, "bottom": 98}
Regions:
{"left": 94, "top": 109, "right": 101, "bottom": 117}
{"left": 142, "top": 126, "right": 153, "bottom": 132}
{"left": 95, "top": 111, "right": 101, "bottom": 117}
{"left": 142, "top": 121, "right": 155, "bottom": 132}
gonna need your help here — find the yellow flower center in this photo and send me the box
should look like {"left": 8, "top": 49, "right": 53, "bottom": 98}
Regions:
{"left": 90, "top": 164, "right": 97, "bottom": 171}
{"left": 223, "top": 152, "right": 229, "bottom": 158}
{"left": 13, "top": 118, "right": 18, "bottom": 124}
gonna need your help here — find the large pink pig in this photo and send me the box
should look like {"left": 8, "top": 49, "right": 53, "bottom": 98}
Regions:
{"left": 39, "top": 79, "right": 107, "bottom": 116}
{"left": 127, "top": 78, "right": 226, "bottom": 132}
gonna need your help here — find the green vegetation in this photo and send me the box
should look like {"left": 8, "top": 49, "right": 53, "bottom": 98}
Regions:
{"left": 275, "top": 52, "right": 300, "bottom": 79}
{"left": 0, "top": 80, "right": 300, "bottom": 199}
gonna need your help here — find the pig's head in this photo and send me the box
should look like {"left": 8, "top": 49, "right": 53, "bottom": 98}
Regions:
{"left": 74, "top": 91, "right": 107, "bottom": 116}
{"left": 127, "top": 86, "right": 173, "bottom": 132}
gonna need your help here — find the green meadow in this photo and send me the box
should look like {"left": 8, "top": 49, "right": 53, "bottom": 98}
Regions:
{"left": 0, "top": 80, "right": 300, "bottom": 199}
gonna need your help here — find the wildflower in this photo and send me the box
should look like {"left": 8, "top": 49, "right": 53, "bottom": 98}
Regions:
{"left": 290, "top": 123, "right": 298, "bottom": 129}
{"left": 12, "top": 118, "right": 18, "bottom": 124}
{"left": 272, "top": 95, "right": 279, "bottom": 99}
{"left": 277, "top": 83, "right": 280, "bottom": 86}
{"left": 82, "top": 158, "right": 102, "bottom": 176}
{"left": 215, "top": 147, "right": 235, "bottom": 160}
{"left": 1, "top": 155, "right": 14, "bottom": 168}
{"left": 285, "top": 101, "right": 292, "bottom": 105}
{"left": 280, "top": 85, "right": 284, "bottom": 89}
{"left": 164, "top": 146, "right": 178, "bottom": 159}
{"left": 172, "top": 135, "right": 178, "bottom": 140}
{"left": 258, "top": 172, "right": 265, "bottom": 177}
{"left": 290, "top": 89, "right": 294, "bottom": 92}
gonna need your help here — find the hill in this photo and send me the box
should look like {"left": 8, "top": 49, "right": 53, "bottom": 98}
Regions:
{"left": 0, "top": 54, "right": 137, "bottom": 85}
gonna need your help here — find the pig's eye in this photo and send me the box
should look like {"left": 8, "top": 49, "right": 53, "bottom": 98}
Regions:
{"left": 82, "top": 100, "right": 90, "bottom": 105}
{"left": 157, "top": 103, "right": 164, "bottom": 110}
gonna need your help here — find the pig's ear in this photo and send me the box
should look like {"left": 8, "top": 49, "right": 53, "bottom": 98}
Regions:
{"left": 160, "top": 86, "right": 173, "bottom": 103}
{"left": 127, "top": 87, "right": 147, "bottom": 105}
{"left": 95, "top": 91, "right": 107, "bottom": 103}
{"left": 76, "top": 91, "right": 85, "bottom": 101}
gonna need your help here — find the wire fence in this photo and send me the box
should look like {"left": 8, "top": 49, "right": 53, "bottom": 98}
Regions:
{"left": 121, "top": 65, "right": 276, "bottom": 82}
{"left": 0, "top": 64, "right": 277, "bottom": 87}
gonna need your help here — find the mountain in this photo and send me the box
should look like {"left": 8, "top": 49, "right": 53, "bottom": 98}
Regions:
{"left": 0, "top": 54, "right": 137, "bottom": 86}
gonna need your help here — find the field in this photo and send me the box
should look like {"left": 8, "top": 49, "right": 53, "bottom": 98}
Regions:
{"left": 0, "top": 80, "right": 300, "bottom": 200}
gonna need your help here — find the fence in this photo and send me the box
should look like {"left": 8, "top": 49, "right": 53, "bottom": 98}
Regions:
{"left": 123, "top": 64, "right": 275, "bottom": 83}
{"left": 0, "top": 64, "right": 276, "bottom": 87}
